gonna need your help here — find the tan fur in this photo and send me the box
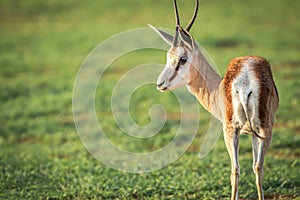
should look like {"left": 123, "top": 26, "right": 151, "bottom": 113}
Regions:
{"left": 221, "top": 56, "right": 279, "bottom": 135}
{"left": 223, "top": 57, "right": 245, "bottom": 126}
{"left": 251, "top": 56, "right": 279, "bottom": 128}
{"left": 187, "top": 52, "right": 222, "bottom": 115}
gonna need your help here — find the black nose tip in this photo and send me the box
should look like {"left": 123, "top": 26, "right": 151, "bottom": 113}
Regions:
{"left": 157, "top": 80, "right": 165, "bottom": 87}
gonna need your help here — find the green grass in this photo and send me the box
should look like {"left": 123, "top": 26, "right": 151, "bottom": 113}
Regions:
{"left": 1, "top": 0, "right": 300, "bottom": 199}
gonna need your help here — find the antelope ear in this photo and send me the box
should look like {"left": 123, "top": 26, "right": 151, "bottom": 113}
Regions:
{"left": 178, "top": 28, "right": 195, "bottom": 50}
{"left": 148, "top": 24, "right": 173, "bottom": 46}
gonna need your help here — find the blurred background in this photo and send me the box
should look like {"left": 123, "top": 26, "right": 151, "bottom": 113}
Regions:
{"left": 0, "top": 0, "right": 299, "bottom": 199}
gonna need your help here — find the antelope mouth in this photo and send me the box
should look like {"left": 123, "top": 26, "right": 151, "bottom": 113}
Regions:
{"left": 157, "top": 86, "right": 168, "bottom": 92}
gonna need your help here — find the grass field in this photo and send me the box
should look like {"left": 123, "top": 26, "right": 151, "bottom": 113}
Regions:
{"left": 1, "top": 0, "right": 300, "bottom": 199}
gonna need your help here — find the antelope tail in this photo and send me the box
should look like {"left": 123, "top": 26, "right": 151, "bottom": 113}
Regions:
{"left": 242, "top": 91, "right": 265, "bottom": 139}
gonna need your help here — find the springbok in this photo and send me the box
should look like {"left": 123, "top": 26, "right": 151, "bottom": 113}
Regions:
{"left": 149, "top": 0, "right": 279, "bottom": 199}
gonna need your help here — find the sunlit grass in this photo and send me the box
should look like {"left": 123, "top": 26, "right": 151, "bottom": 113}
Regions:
{"left": 0, "top": 0, "right": 299, "bottom": 199}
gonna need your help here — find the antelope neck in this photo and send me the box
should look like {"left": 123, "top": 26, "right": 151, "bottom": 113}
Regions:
{"left": 186, "top": 50, "right": 223, "bottom": 121}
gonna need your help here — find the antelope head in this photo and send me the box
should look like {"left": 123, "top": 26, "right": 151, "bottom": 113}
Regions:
{"left": 149, "top": 0, "right": 199, "bottom": 92}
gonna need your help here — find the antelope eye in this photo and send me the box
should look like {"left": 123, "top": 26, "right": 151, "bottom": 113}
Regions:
{"left": 179, "top": 56, "right": 187, "bottom": 65}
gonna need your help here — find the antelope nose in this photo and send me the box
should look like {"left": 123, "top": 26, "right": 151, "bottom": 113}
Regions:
{"left": 157, "top": 80, "right": 168, "bottom": 92}
{"left": 157, "top": 80, "right": 165, "bottom": 88}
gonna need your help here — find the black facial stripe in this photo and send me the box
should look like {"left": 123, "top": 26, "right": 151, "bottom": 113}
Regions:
{"left": 169, "top": 68, "right": 178, "bottom": 82}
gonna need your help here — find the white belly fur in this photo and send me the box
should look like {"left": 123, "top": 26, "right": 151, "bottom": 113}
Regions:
{"left": 231, "top": 59, "right": 261, "bottom": 134}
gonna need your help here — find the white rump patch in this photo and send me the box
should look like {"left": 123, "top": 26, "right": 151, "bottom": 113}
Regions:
{"left": 231, "top": 62, "right": 261, "bottom": 130}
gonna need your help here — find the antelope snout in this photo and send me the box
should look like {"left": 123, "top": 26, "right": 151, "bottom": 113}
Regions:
{"left": 157, "top": 80, "right": 168, "bottom": 92}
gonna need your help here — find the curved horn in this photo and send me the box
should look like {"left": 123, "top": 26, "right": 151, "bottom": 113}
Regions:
{"left": 173, "top": 0, "right": 180, "bottom": 45}
{"left": 173, "top": 0, "right": 180, "bottom": 27}
{"left": 186, "top": 0, "right": 199, "bottom": 31}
